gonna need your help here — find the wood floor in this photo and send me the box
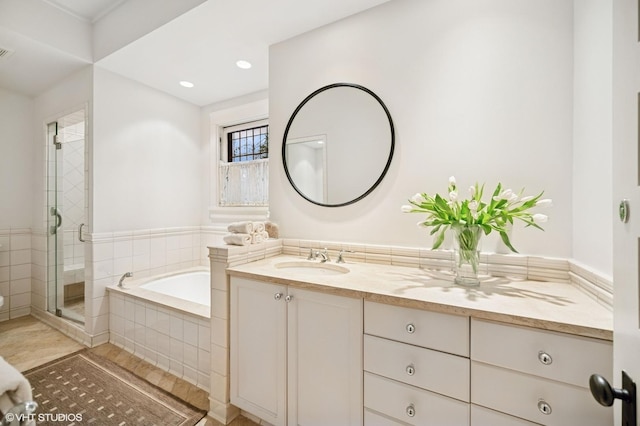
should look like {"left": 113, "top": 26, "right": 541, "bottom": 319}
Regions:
{"left": 0, "top": 315, "right": 259, "bottom": 426}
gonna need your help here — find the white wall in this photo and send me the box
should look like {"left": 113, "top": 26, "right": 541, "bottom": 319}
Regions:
{"left": 0, "top": 88, "right": 33, "bottom": 229}
{"left": 92, "top": 67, "right": 202, "bottom": 233}
{"left": 270, "top": 0, "right": 574, "bottom": 258}
{"left": 572, "top": 0, "right": 613, "bottom": 278}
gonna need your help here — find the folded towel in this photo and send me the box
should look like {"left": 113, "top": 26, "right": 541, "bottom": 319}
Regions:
{"left": 223, "top": 233, "right": 252, "bottom": 246}
{"left": 265, "top": 221, "right": 279, "bottom": 239}
{"left": 251, "top": 231, "right": 270, "bottom": 245}
{"left": 228, "top": 221, "right": 253, "bottom": 234}
{"left": 0, "top": 357, "right": 32, "bottom": 415}
{"left": 252, "top": 222, "right": 265, "bottom": 233}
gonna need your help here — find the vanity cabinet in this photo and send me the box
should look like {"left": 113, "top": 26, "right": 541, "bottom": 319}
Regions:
{"left": 470, "top": 318, "right": 613, "bottom": 426}
{"left": 363, "top": 301, "right": 471, "bottom": 425}
{"left": 230, "top": 276, "right": 363, "bottom": 426}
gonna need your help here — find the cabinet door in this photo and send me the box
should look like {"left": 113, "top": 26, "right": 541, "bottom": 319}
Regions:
{"left": 287, "top": 288, "right": 363, "bottom": 426}
{"left": 230, "top": 277, "right": 287, "bottom": 426}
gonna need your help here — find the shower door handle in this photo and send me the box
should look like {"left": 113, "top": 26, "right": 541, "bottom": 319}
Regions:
{"left": 79, "top": 223, "right": 86, "bottom": 242}
{"left": 50, "top": 207, "right": 62, "bottom": 235}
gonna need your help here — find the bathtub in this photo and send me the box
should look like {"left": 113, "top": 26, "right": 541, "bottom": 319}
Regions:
{"left": 107, "top": 267, "right": 211, "bottom": 390}
{"left": 140, "top": 270, "right": 210, "bottom": 306}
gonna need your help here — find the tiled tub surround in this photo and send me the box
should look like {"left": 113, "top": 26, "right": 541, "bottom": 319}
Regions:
{"left": 107, "top": 267, "right": 211, "bottom": 391}
{"left": 207, "top": 239, "right": 613, "bottom": 424}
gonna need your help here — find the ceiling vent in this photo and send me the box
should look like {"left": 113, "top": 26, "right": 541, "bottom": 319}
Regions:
{"left": 0, "top": 48, "right": 15, "bottom": 60}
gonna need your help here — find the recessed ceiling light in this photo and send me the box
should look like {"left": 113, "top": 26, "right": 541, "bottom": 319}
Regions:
{"left": 179, "top": 81, "right": 194, "bottom": 88}
{"left": 236, "top": 60, "right": 252, "bottom": 69}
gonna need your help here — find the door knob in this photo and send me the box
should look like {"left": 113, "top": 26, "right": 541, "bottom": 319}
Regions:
{"left": 589, "top": 371, "right": 636, "bottom": 426}
{"left": 590, "top": 374, "right": 630, "bottom": 406}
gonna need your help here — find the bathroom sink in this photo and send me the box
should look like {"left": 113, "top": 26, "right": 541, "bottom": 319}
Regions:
{"left": 275, "top": 261, "right": 349, "bottom": 275}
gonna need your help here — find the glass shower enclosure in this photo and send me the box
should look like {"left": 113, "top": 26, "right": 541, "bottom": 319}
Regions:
{"left": 46, "top": 109, "right": 86, "bottom": 325}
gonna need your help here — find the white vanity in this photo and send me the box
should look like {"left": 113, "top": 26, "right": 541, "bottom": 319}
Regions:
{"left": 220, "top": 251, "right": 613, "bottom": 426}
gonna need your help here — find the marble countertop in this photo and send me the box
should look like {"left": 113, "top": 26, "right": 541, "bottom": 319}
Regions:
{"left": 226, "top": 255, "right": 613, "bottom": 341}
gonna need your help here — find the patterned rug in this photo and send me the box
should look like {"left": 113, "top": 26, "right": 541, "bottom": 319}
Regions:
{"left": 23, "top": 350, "right": 205, "bottom": 425}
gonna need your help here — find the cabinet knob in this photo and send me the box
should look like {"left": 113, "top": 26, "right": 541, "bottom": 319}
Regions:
{"left": 285, "top": 295, "right": 293, "bottom": 302}
{"left": 405, "top": 404, "right": 416, "bottom": 418}
{"left": 538, "top": 351, "right": 553, "bottom": 365}
{"left": 405, "top": 323, "right": 416, "bottom": 334}
{"left": 274, "top": 293, "right": 283, "bottom": 301}
{"left": 537, "top": 399, "right": 552, "bottom": 415}
{"left": 406, "top": 364, "right": 415, "bottom": 376}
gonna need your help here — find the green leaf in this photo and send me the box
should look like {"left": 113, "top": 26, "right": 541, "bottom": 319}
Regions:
{"left": 499, "top": 231, "right": 518, "bottom": 253}
{"left": 432, "top": 229, "right": 446, "bottom": 249}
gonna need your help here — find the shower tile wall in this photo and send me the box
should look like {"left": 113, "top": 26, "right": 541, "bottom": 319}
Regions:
{"left": 61, "top": 120, "right": 85, "bottom": 285}
{"left": 0, "top": 229, "right": 32, "bottom": 321}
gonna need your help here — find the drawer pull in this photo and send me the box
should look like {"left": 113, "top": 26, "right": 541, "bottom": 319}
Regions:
{"left": 538, "top": 351, "right": 553, "bottom": 365}
{"left": 406, "top": 364, "right": 415, "bottom": 376}
{"left": 406, "top": 404, "right": 416, "bottom": 417}
{"left": 285, "top": 295, "right": 293, "bottom": 302}
{"left": 537, "top": 399, "right": 552, "bottom": 415}
{"left": 274, "top": 293, "right": 283, "bottom": 300}
{"left": 406, "top": 323, "right": 416, "bottom": 334}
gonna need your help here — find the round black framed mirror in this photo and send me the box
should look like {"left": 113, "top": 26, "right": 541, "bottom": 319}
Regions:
{"left": 282, "top": 83, "right": 395, "bottom": 207}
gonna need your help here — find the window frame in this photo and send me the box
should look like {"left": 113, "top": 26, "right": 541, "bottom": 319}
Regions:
{"left": 208, "top": 98, "right": 269, "bottom": 226}
{"left": 222, "top": 119, "right": 269, "bottom": 164}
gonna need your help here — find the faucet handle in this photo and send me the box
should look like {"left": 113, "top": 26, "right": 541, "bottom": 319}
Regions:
{"left": 305, "top": 247, "right": 316, "bottom": 260}
{"left": 336, "top": 249, "right": 354, "bottom": 264}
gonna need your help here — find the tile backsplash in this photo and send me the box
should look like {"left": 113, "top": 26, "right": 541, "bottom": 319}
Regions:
{"left": 279, "top": 238, "right": 612, "bottom": 310}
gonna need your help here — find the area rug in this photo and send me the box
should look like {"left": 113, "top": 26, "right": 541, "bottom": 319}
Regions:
{"left": 23, "top": 350, "right": 205, "bottom": 425}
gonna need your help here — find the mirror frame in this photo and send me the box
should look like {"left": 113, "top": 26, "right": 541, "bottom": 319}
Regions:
{"left": 282, "top": 83, "right": 395, "bottom": 207}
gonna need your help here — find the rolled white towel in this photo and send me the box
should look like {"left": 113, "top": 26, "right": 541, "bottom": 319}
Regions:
{"left": 223, "top": 233, "right": 252, "bottom": 246}
{"left": 251, "top": 231, "right": 269, "bottom": 244}
{"left": 252, "top": 222, "right": 265, "bottom": 234}
{"left": 0, "top": 356, "right": 32, "bottom": 414}
{"left": 228, "top": 221, "right": 253, "bottom": 234}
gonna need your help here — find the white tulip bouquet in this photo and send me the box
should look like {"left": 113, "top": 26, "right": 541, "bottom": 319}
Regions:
{"left": 402, "top": 176, "right": 551, "bottom": 253}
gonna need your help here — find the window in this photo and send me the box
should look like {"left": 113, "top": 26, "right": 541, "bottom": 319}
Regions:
{"left": 227, "top": 124, "right": 268, "bottom": 162}
{"left": 219, "top": 119, "right": 269, "bottom": 207}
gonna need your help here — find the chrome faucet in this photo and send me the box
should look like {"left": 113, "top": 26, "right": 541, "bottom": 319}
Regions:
{"left": 118, "top": 272, "right": 133, "bottom": 288}
{"left": 316, "top": 248, "right": 330, "bottom": 263}
{"left": 304, "top": 247, "right": 331, "bottom": 262}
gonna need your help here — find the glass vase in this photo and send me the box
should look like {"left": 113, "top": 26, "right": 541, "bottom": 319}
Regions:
{"left": 452, "top": 224, "right": 482, "bottom": 286}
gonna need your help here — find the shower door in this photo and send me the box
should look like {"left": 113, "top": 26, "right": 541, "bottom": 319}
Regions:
{"left": 46, "top": 110, "right": 86, "bottom": 325}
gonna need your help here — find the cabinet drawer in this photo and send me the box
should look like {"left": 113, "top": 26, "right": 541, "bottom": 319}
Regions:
{"left": 471, "top": 404, "right": 540, "bottom": 426}
{"left": 364, "top": 334, "right": 469, "bottom": 402}
{"left": 471, "top": 362, "right": 613, "bottom": 426}
{"left": 364, "top": 409, "right": 406, "bottom": 426}
{"left": 471, "top": 318, "right": 612, "bottom": 388}
{"left": 365, "top": 301, "right": 469, "bottom": 356}
{"left": 365, "top": 372, "right": 470, "bottom": 426}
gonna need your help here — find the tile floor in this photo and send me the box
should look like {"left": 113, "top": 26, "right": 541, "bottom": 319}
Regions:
{"left": 0, "top": 315, "right": 258, "bottom": 426}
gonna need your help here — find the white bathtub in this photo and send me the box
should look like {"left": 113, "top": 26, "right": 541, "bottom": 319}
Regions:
{"left": 141, "top": 270, "right": 210, "bottom": 306}
{"left": 108, "top": 267, "right": 210, "bottom": 318}
{"left": 107, "top": 267, "right": 212, "bottom": 390}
